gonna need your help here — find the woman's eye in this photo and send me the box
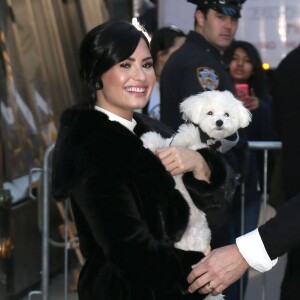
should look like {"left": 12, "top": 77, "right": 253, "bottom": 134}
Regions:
{"left": 143, "top": 62, "right": 153, "bottom": 69}
{"left": 224, "top": 113, "right": 229, "bottom": 117}
{"left": 207, "top": 111, "right": 213, "bottom": 115}
{"left": 120, "top": 63, "right": 130, "bottom": 68}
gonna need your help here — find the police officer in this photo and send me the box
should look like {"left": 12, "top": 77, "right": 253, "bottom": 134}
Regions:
{"left": 160, "top": 0, "right": 246, "bottom": 129}
{"left": 160, "top": 1, "right": 248, "bottom": 298}
{"left": 161, "top": 0, "right": 248, "bottom": 242}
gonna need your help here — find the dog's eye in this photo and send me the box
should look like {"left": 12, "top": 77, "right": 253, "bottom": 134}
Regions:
{"left": 207, "top": 111, "right": 213, "bottom": 115}
{"left": 224, "top": 113, "right": 229, "bottom": 117}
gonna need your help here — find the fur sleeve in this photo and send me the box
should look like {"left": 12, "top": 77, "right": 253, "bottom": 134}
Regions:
{"left": 182, "top": 148, "right": 237, "bottom": 210}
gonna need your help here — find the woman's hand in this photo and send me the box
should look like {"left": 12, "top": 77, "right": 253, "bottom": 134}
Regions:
{"left": 155, "top": 146, "right": 211, "bottom": 183}
{"left": 241, "top": 88, "right": 259, "bottom": 111}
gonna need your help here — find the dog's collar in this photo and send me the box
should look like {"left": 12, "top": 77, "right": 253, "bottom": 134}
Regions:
{"left": 188, "top": 121, "right": 239, "bottom": 153}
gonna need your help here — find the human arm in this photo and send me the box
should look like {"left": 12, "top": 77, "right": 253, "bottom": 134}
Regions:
{"left": 187, "top": 244, "right": 249, "bottom": 295}
{"left": 186, "top": 193, "right": 300, "bottom": 294}
{"left": 156, "top": 146, "right": 211, "bottom": 182}
{"left": 158, "top": 145, "right": 237, "bottom": 237}
{"left": 258, "top": 193, "right": 300, "bottom": 259}
{"left": 186, "top": 229, "right": 276, "bottom": 295}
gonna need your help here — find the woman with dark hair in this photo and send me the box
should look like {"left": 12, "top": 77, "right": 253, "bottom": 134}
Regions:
{"left": 224, "top": 40, "right": 270, "bottom": 109}
{"left": 143, "top": 26, "right": 186, "bottom": 119}
{"left": 224, "top": 40, "right": 274, "bottom": 296}
{"left": 52, "top": 20, "right": 235, "bottom": 300}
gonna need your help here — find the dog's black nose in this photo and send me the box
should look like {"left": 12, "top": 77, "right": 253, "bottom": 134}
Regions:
{"left": 216, "top": 120, "right": 223, "bottom": 127}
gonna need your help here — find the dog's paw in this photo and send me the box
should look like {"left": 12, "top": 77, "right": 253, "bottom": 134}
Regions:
{"left": 174, "top": 232, "right": 208, "bottom": 252}
{"left": 140, "top": 131, "right": 167, "bottom": 153}
{"left": 204, "top": 293, "right": 225, "bottom": 300}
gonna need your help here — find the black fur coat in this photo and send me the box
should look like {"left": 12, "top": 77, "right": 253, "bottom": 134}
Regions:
{"left": 52, "top": 106, "right": 235, "bottom": 300}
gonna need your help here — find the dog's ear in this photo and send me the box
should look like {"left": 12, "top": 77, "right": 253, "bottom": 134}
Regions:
{"left": 236, "top": 99, "right": 252, "bottom": 128}
{"left": 180, "top": 94, "right": 204, "bottom": 123}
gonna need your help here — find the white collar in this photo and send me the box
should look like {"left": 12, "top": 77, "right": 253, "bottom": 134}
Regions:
{"left": 94, "top": 106, "right": 137, "bottom": 133}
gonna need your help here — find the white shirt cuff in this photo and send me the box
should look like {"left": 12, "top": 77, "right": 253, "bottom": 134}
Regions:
{"left": 236, "top": 229, "right": 278, "bottom": 272}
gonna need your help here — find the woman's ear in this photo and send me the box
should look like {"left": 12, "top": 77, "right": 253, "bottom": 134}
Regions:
{"left": 95, "top": 80, "right": 103, "bottom": 90}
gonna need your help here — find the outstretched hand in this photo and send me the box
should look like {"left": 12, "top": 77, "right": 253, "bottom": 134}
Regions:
{"left": 187, "top": 244, "right": 249, "bottom": 295}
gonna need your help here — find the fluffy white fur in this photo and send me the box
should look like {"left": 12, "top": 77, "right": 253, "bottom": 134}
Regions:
{"left": 142, "top": 90, "right": 251, "bottom": 152}
{"left": 141, "top": 90, "right": 251, "bottom": 300}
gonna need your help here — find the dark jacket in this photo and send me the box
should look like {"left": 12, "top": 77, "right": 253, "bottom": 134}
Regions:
{"left": 52, "top": 106, "right": 235, "bottom": 300}
{"left": 160, "top": 31, "right": 233, "bottom": 130}
{"left": 272, "top": 44, "right": 300, "bottom": 199}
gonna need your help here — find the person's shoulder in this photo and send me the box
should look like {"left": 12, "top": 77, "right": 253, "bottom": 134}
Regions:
{"left": 59, "top": 104, "right": 107, "bottom": 134}
{"left": 165, "top": 44, "right": 187, "bottom": 63}
{"left": 286, "top": 45, "right": 300, "bottom": 59}
{"left": 277, "top": 45, "right": 300, "bottom": 70}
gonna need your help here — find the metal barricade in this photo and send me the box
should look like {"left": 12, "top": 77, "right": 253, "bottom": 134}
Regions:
{"left": 27, "top": 141, "right": 283, "bottom": 300}
{"left": 240, "top": 141, "right": 282, "bottom": 300}
{"left": 28, "top": 143, "right": 56, "bottom": 300}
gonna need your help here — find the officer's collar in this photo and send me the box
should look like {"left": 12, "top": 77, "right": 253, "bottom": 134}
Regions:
{"left": 187, "top": 31, "right": 228, "bottom": 68}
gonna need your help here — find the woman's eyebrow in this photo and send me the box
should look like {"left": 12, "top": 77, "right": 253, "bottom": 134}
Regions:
{"left": 127, "top": 56, "right": 153, "bottom": 62}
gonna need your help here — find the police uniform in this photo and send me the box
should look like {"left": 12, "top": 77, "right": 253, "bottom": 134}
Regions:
{"left": 160, "top": 31, "right": 234, "bottom": 130}
{"left": 160, "top": 0, "right": 246, "bottom": 129}
{"left": 160, "top": 0, "right": 248, "bottom": 266}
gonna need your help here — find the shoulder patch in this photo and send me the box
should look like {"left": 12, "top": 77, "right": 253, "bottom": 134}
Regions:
{"left": 196, "top": 67, "right": 220, "bottom": 91}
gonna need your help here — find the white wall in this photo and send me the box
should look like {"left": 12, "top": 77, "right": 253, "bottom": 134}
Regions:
{"left": 158, "top": 1, "right": 195, "bottom": 33}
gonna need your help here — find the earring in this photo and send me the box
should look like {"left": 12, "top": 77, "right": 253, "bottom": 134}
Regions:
{"left": 95, "top": 82, "right": 101, "bottom": 90}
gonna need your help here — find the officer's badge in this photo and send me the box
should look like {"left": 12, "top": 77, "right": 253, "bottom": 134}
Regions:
{"left": 197, "top": 67, "right": 220, "bottom": 91}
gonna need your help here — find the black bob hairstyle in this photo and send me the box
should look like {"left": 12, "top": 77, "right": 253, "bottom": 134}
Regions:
{"left": 79, "top": 20, "right": 150, "bottom": 106}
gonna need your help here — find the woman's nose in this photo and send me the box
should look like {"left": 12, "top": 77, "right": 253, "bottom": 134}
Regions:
{"left": 237, "top": 59, "right": 244, "bottom": 66}
{"left": 133, "top": 67, "right": 146, "bottom": 81}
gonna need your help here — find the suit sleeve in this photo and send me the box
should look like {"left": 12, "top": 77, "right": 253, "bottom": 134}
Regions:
{"left": 258, "top": 193, "right": 300, "bottom": 259}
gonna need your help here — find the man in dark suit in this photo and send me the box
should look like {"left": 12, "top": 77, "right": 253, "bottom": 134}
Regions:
{"left": 186, "top": 193, "right": 300, "bottom": 296}
{"left": 271, "top": 43, "right": 300, "bottom": 300}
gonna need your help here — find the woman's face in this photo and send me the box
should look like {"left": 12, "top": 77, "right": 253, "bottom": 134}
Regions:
{"left": 229, "top": 47, "right": 254, "bottom": 83}
{"left": 97, "top": 38, "right": 155, "bottom": 120}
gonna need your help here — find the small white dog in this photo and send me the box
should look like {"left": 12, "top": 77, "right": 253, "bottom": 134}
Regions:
{"left": 142, "top": 90, "right": 251, "bottom": 153}
{"left": 141, "top": 90, "right": 251, "bottom": 300}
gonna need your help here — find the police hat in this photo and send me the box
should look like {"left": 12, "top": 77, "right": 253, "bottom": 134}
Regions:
{"left": 187, "top": 0, "right": 246, "bottom": 18}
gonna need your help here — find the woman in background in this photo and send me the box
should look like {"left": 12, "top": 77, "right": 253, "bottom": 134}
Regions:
{"left": 52, "top": 20, "right": 235, "bottom": 300}
{"left": 224, "top": 40, "right": 274, "bottom": 297}
{"left": 143, "top": 26, "right": 186, "bottom": 119}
